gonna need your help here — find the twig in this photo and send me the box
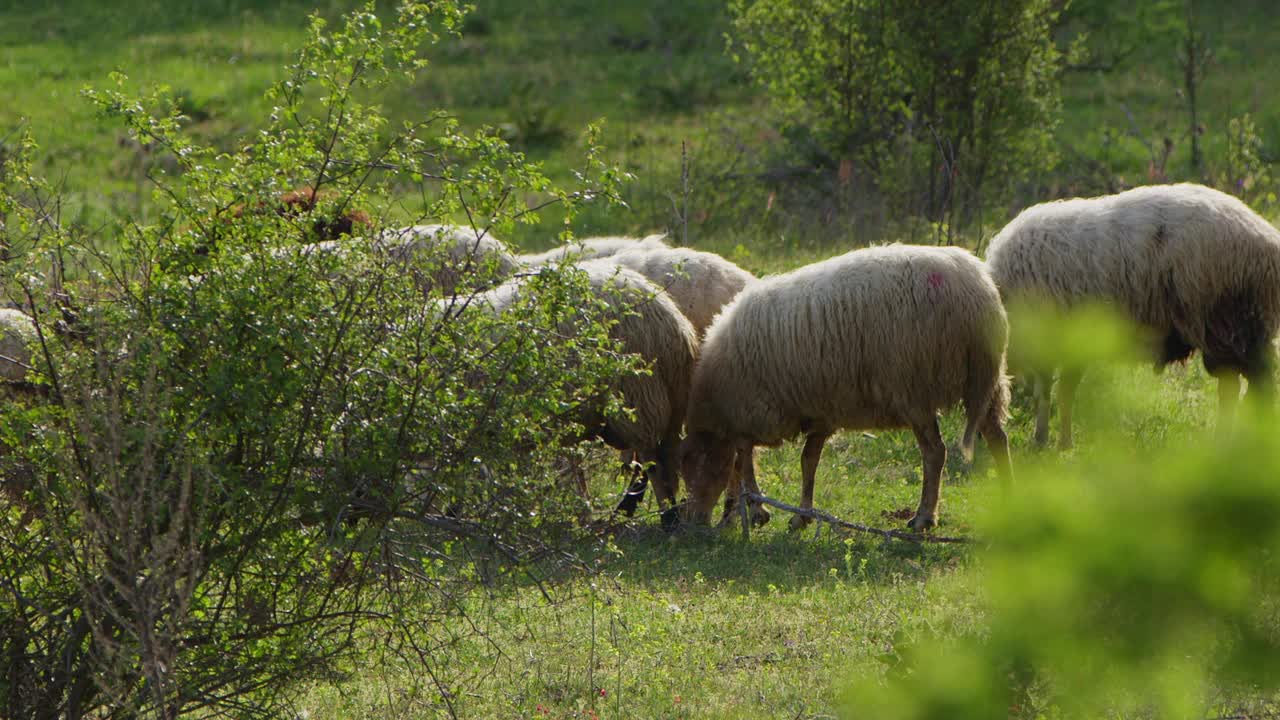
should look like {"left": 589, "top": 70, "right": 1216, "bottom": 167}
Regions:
{"left": 742, "top": 492, "right": 973, "bottom": 545}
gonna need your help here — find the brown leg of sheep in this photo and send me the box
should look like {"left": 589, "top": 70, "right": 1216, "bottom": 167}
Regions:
{"left": 1032, "top": 371, "right": 1052, "bottom": 448}
{"left": 789, "top": 432, "right": 831, "bottom": 532}
{"left": 721, "top": 445, "right": 770, "bottom": 527}
{"left": 719, "top": 461, "right": 740, "bottom": 527}
{"left": 909, "top": 419, "right": 946, "bottom": 531}
{"left": 657, "top": 429, "right": 682, "bottom": 504}
{"left": 1057, "top": 368, "right": 1083, "bottom": 451}
{"left": 741, "top": 445, "right": 770, "bottom": 526}
{"left": 656, "top": 429, "right": 684, "bottom": 529}
{"left": 643, "top": 450, "right": 674, "bottom": 509}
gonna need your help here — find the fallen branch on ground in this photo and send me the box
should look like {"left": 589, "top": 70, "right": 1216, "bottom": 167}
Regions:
{"left": 742, "top": 492, "right": 974, "bottom": 545}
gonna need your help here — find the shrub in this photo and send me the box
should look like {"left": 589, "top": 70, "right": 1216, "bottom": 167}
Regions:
{"left": 727, "top": 0, "right": 1067, "bottom": 232}
{"left": 0, "top": 3, "right": 636, "bottom": 717}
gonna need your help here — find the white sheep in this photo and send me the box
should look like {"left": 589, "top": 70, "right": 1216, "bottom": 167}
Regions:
{"left": 583, "top": 247, "right": 756, "bottom": 336}
{"left": 377, "top": 224, "right": 521, "bottom": 294}
{"left": 462, "top": 262, "right": 699, "bottom": 511}
{"left": 518, "top": 233, "right": 670, "bottom": 267}
{"left": 0, "top": 308, "right": 38, "bottom": 386}
{"left": 681, "top": 244, "right": 1013, "bottom": 532}
{"left": 0, "top": 308, "right": 41, "bottom": 502}
{"left": 985, "top": 183, "right": 1280, "bottom": 448}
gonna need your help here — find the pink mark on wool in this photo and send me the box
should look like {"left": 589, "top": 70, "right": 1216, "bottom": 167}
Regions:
{"left": 925, "top": 271, "right": 945, "bottom": 303}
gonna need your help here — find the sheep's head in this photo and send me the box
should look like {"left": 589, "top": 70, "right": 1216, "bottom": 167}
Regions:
{"left": 680, "top": 430, "right": 735, "bottom": 525}
{"left": 274, "top": 186, "right": 373, "bottom": 242}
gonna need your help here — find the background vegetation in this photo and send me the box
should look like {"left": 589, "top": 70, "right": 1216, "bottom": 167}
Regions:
{"left": 0, "top": 0, "right": 1278, "bottom": 717}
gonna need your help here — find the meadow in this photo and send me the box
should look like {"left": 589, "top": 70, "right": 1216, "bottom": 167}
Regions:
{"left": 3, "top": 1, "right": 1279, "bottom": 717}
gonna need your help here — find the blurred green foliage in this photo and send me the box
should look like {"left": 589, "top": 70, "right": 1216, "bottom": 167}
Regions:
{"left": 844, "top": 307, "right": 1280, "bottom": 719}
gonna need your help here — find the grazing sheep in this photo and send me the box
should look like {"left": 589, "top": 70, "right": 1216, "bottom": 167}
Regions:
{"left": 377, "top": 224, "right": 520, "bottom": 294}
{"left": 466, "top": 263, "right": 699, "bottom": 511}
{"left": 585, "top": 247, "right": 756, "bottom": 336}
{"left": 681, "top": 244, "right": 1013, "bottom": 532}
{"left": 518, "top": 234, "right": 670, "bottom": 266}
{"left": 0, "top": 308, "right": 41, "bottom": 506}
{"left": 0, "top": 308, "right": 38, "bottom": 386}
{"left": 985, "top": 183, "right": 1280, "bottom": 448}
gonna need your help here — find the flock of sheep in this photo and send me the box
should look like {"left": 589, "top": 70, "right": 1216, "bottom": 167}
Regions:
{"left": 4, "top": 182, "right": 1279, "bottom": 531}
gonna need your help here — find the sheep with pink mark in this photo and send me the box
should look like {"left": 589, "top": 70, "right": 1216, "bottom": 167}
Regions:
{"left": 680, "top": 244, "right": 1013, "bottom": 532}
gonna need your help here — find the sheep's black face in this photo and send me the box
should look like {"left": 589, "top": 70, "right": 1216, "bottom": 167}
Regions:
{"left": 680, "top": 431, "right": 734, "bottom": 524}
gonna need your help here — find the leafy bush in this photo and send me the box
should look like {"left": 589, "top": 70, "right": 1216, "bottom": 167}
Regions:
{"left": 727, "top": 0, "right": 1067, "bottom": 232}
{"left": 0, "top": 3, "right": 639, "bottom": 717}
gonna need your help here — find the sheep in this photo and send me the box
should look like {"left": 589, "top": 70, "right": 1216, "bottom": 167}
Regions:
{"left": 0, "top": 308, "right": 37, "bottom": 386}
{"left": 376, "top": 224, "right": 521, "bottom": 294}
{"left": 985, "top": 183, "right": 1280, "bottom": 449}
{"left": 518, "top": 233, "right": 670, "bottom": 267}
{"left": 0, "top": 308, "right": 41, "bottom": 506}
{"left": 576, "top": 247, "right": 755, "bottom": 512}
{"left": 460, "top": 263, "right": 698, "bottom": 513}
{"left": 584, "top": 246, "right": 756, "bottom": 336}
{"left": 680, "top": 244, "right": 1013, "bottom": 532}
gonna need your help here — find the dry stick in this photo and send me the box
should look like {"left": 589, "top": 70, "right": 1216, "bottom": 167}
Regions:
{"left": 741, "top": 492, "right": 973, "bottom": 545}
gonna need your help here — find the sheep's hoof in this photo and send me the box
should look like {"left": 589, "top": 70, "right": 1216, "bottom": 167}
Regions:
{"left": 788, "top": 514, "right": 811, "bottom": 532}
{"left": 906, "top": 513, "right": 937, "bottom": 532}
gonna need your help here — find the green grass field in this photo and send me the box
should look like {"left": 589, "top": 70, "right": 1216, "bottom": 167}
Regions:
{"left": 294, "top": 358, "right": 1236, "bottom": 719}
{"left": 4, "top": 1, "right": 1280, "bottom": 717}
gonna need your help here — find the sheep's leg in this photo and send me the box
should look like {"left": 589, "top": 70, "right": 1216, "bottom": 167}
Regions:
{"left": 1216, "top": 371, "right": 1242, "bottom": 435}
{"left": 718, "top": 452, "right": 743, "bottom": 528}
{"left": 740, "top": 445, "right": 770, "bottom": 526}
{"left": 722, "top": 445, "right": 770, "bottom": 527}
{"left": 657, "top": 429, "right": 682, "bottom": 505}
{"left": 979, "top": 405, "right": 1014, "bottom": 490}
{"left": 908, "top": 418, "right": 946, "bottom": 531}
{"left": 656, "top": 431, "right": 685, "bottom": 528}
{"left": 1057, "top": 368, "right": 1083, "bottom": 451}
{"left": 789, "top": 432, "right": 830, "bottom": 532}
{"left": 641, "top": 446, "right": 679, "bottom": 509}
{"left": 1032, "top": 371, "right": 1052, "bottom": 448}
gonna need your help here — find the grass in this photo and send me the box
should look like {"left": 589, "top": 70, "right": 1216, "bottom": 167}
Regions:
{"left": 294, "top": 359, "right": 1227, "bottom": 719}
{"left": 3, "top": 1, "right": 1279, "bottom": 716}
